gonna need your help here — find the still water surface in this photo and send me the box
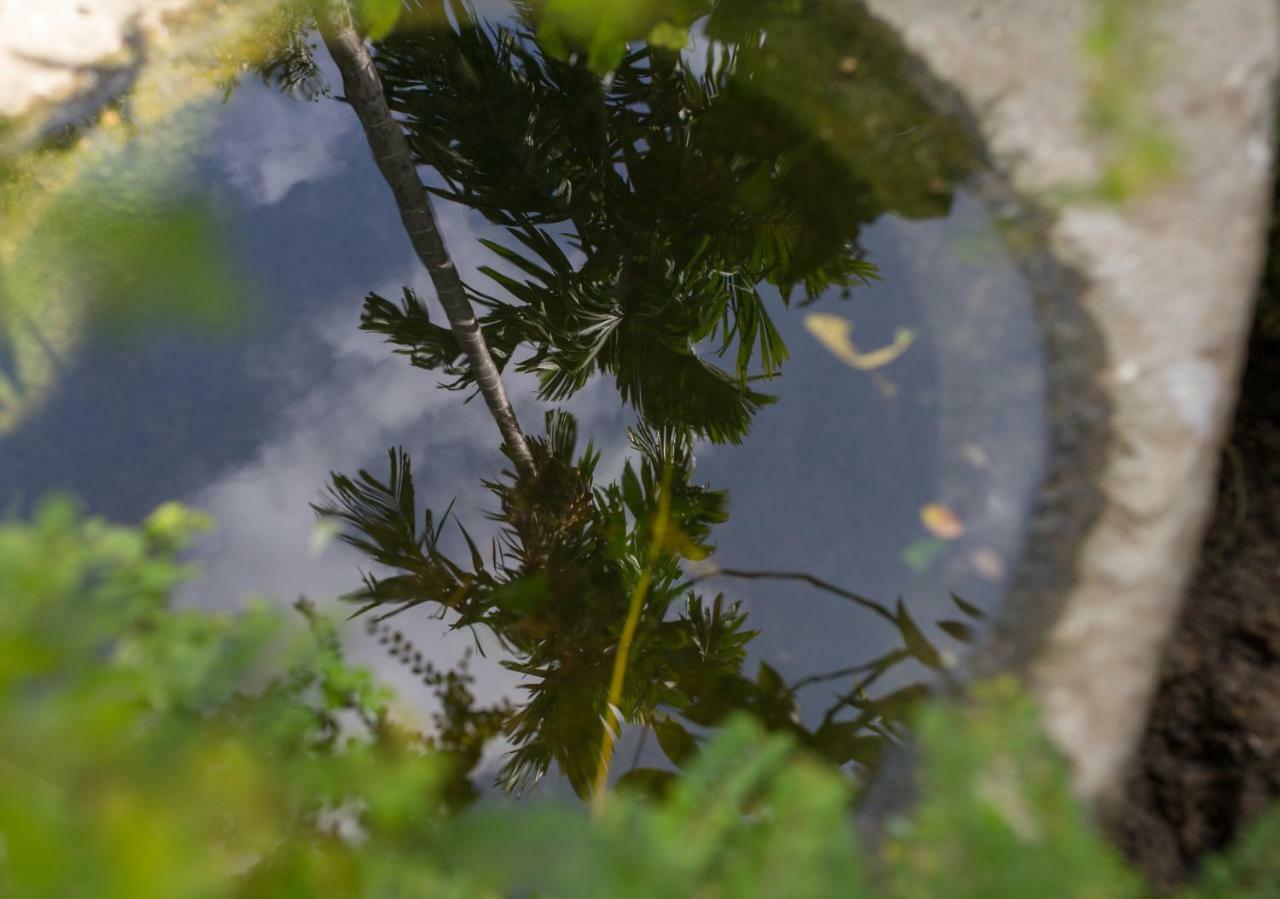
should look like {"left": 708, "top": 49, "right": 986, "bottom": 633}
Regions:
{"left": 0, "top": 1, "right": 1046, "bottom": 797}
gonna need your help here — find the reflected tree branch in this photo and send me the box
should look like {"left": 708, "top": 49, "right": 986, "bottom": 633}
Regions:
{"left": 787, "top": 647, "right": 911, "bottom": 694}
{"left": 318, "top": 1, "right": 535, "bottom": 476}
{"left": 684, "top": 565, "right": 896, "bottom": 624}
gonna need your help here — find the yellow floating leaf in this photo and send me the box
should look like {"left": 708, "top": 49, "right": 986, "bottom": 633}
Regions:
{"left": 921, "top": 503, "right": 965, "bottom": 541}
{"left": 804, "top": 313, "right": 915, "bottom": 370}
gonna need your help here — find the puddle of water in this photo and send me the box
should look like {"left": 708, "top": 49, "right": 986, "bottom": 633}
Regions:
{"left": 0, "top": 1, "right": 1046, "bottom": 799}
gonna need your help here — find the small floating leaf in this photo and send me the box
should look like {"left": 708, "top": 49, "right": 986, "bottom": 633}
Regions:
{"left": 960, "top": 442, "right": 992, "bottom": 469}
{"left": 804, "top": 313, "right": 915, "bottom": 370}
{"left": 970, "top": 547, "right": 1006, "bottom": 582}
{"left": 901, "top": 537, "right": 947, "bottom": 574}
{"left": 921, "top": 503, "right": 965, "bottom": 540}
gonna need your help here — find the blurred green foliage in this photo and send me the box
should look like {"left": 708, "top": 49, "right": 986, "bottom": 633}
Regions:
{"left": 0, "top": 499, "right": 481, "bottom": 898}
{"left": 0, "top": 139, "right": 243, "bottom": 433}
{"left": 1081, "top": 0, "right": 1179, "bottom": 201}
{"left": 358, "top": 0, "right": 406, "bottom": 39}
{"left": 0, "top": 0, "right": 284, "bottom": 436}
{"left": 4, "top": 501, "right": 1280, "bottom": 896}
{"left": 534, "top": 0, "right": 710, "bottom": 73}
{"left": 14, "top": 175, "right": 250, "bottom": 339}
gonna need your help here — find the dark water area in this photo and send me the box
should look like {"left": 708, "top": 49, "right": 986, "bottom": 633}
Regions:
{"left": 0, "top": 1, "right": 1046, "bottom": 798}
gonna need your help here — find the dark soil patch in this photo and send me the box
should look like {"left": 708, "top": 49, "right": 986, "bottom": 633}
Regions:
{"left": 1110, "top": 319, "right": 1280, "bottom": 888}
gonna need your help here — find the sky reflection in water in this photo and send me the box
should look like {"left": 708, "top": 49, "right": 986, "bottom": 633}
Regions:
{"left": 0, "top": 7, "right": 1046, "bottom": 795}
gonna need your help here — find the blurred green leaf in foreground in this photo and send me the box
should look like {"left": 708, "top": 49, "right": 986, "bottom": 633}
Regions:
{"left": 0, "top": 0, "right": 291, "bottom": 437}
{"left": 4, "top": 500, "right": 1280, "bottom": 897}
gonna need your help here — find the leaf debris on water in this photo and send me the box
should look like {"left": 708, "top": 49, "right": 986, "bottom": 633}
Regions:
{"left": 804, "top": 312, "right": 915, "bottom": 371}
{"left": 901, "top": 537, "right": 947, "bottom": 574}
{"left": 921, "top": 503, "right": 965, "bottom": 541}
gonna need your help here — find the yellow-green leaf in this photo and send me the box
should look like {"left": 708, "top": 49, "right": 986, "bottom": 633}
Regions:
{"left": 647, "top": 22, "right": 690, "bottom": 51}
{"left": 901, "top": 537, "right": 946, "bottom": 574}
{"left": 359, "top": 0, "right": 402, "bottom": 40}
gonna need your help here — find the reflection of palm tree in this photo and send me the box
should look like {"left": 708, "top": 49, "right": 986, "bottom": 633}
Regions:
{"left": 301, "top": 0, "right": 983, "bottom": 802}
{"left": 315, "top": 411, "right": 975, "bottom": 798}
{"left": 317, "top": 411, "right": 740, "bottom": 794}
{"left": 318, "top": 2, "right": 535, "bottom": 474}
{"left": 364, "top": 16, "right": 819, "bottom": 444}
{"left": 358, "top": 0, "right": 973, "bottom": 443}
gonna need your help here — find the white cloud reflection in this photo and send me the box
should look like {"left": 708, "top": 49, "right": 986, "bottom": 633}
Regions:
{"left": 212, "top": 87, "right": 355, "bottom": 206}
{"left": 182, "top": 204, "right": 634, "bottom": 728}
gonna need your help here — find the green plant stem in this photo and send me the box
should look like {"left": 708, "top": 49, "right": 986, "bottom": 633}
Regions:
{"left": 591, "top": 471, "right": 672, "bottom": 812}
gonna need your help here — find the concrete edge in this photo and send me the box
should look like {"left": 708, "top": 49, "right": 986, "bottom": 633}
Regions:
{"left": 863, "top": 0, "right": 1280, "bottom": 807}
